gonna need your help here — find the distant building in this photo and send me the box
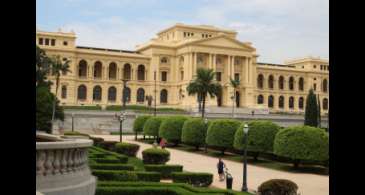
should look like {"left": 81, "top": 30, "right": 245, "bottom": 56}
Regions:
{"left": 36, "top": 23, "right": 328, "bottom": 114}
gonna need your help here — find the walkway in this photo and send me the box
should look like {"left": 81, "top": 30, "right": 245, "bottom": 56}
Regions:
{"left": 92, "top": 135, "right": 329, "bottom": 195}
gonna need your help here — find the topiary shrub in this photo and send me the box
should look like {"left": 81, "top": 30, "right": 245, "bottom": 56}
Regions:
{"left": 181, "top": 118, "right": 208, "bottom": 150}
{"left": 274, "top": 126, "right": 329, "bottom": 168}
{"left": 205, "top": 119, "right": 241, "bottom": 155}
{"left": 142, "top": 148, "right": 170, "bottom": 164}
{"left": 133, "top": 115, "right": 152, "bottom": 139}
{"left": 92, "top": 170, "right": 138, "bottom": 181}
{"left": 258, "top": 179, "right": 298, "bottom": 195}
{"left": 115, "top": 142, "right": 140, "bottom": 157}
{"left": 90, "top": 163, "right": 135, "bottom": 171}
{"left": 135, "top": 171, "right": 161, "bottom": 182}
{"left": 159, "top": 116, "right": 189, "bottom": 146}
{"left": 144, "top": 165, "right": 183, "bottom": 179}
{"left": 233, "top": 121, "right": 280, "bottom": 160}
{"left": 143, "top": 117, "right": 165, "bottom": 137}
{"left": 171, "top": 172, "right": 213, "bottom": 187}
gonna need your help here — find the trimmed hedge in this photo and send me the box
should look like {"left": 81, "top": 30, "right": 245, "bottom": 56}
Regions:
{"left": 144, "top": 165, "right": 183, "bottom": 178}
{"left": 133, "top": 115, "right": 152, "bottom": 134}
{"left": 99, "top": 141, "right": 119, "bottom": 151}
{"left": 142, "top": 148, "right": 170, "bottom": 164}
{"left": 90, "top": 157, "right": 122, "bottom": 164}
{"left": 92, "top": 170, "right": 138, "bottom": 181}
{"left": 115, "top": 142, "right": 140, "bottom": 157}
{"left": 63, "top": 131, "right": 90, "bottom": 138}
{"left": 206, "top": 119, "right": 242, "bottom": 154}
{"left": 90, "top": 137, "right": 105, "bottom": 147}
{"left": 96, "top": 187, "right": 178, "bottom": 195}
{"left": 96, "top": 182, "right": 248, "bottom": 195}
{"left": 135, "top": 171, "right": 161, "bottom": 182}
{"left": 143, "top": 117, "right": 165, "bottom": 137}
{"left": 181, "top": 118, "right": 208, "bottom": 150}
{"left": 159, "top": 116, "right": 189, "bottom": 146}
{"left": 274, "top": 126, "right": 329, "bottom": 167}
{"left": 171, "top": 172, "right": 213, "bottom": 187}
{"left": 90, "top": 163, "right": 135, "bottom": 171}
{"left": 258, "top": 179, "right": 298, "bottom": 195}
{"left": 90, "top": 146, "right": 129, "bottom": 163}
{"left": 233, "top": 121, "right": 280, "bottom": 160}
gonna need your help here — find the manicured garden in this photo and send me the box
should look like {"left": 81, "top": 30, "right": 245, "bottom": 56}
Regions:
{"left": 87, "top": 138, "right": 253, "bottom": 195}
{"left": 134, "top": 115, "right": 329, "bottom": 175}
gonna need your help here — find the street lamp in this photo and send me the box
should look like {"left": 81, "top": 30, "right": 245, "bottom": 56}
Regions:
{"left": 242, "top": 123, "right": 249, "bottom": 192}
{"left": 204, "top": 118, "right": 208, "bottom": 153}
{"left": 71, "top": 113, "right": 74, "bottom": 132}
{"left": 118, "top": 112, "right": 126, "bottom": 142}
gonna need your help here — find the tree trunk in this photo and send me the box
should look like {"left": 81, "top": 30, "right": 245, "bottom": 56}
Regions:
{"left": 253, "top": 152, "right": 259, "bottom": 161}
{"left": 135, "top": 132, "right": 137, "bottom": 140}
{"left": 201, "top": 93, "right": 206, "bottom": 118}
{"left": 195, "top": 145, "right": 199, "bottom": 151}
{"left": 51, "top": 76, "right": 60, "bottom": 133}
{"left": 294, "top": 160, "right": 300, "bottom": 169}
{"left": 221, "top": 148, "right": 225, "bottom": 155}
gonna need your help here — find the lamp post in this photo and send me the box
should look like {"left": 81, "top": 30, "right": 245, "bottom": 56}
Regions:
{"left": 242, "top": 123, "right": 249, "bottom": 192}
{"left": 204, "top": 118, "right": 208, "bottom": 153}
{"left": 71, "top": 113, "right": 74, "bottom": 132}
{"left": 119, "top": 112, "right": 126, "bottom": 142}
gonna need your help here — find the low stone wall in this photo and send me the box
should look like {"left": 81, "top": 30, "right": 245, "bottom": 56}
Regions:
{"left": 36, "top": 136, "right": 96, "bottom": 195}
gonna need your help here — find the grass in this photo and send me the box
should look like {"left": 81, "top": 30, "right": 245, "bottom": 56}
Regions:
{"left": 137, "top": 139, "right": 329, "bottom": 176}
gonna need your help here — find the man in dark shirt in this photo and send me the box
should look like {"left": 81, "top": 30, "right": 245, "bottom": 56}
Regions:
{"left": 217, "top": 158, "right": 226, "bottom": 181}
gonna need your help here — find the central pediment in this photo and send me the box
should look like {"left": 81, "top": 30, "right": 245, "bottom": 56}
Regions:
{"left": 187, "top": 35, "right": 255, "bottom": 52}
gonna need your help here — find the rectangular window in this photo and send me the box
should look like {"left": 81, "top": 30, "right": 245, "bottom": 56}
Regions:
{"left": 314, "top": 83, "right": 317, "bottom": 91}
{"left": 234, "top": 73, "right": 240, "bottom": 81}
{"left": 313, "top": 65, "right": 316, "bottom": 69}
{"left": 161, "top": 71, "right": 167, "bottom": 81}
{"left": 39, "top": 38, "right": 43, "bottom": 45}
{"left": 45, "top": 38, "right": 49, "bottom": 45}
{"left": 63, "top": 41, "right": 68, "bottom": 46}
{"left": 181, "top": 71, "right": 184, "bottom": 81}
{"left": 320, "top": 65, "right": 323, "bottom": 70}
{"left": 216, "top": 72, "right": 222, "bottom": 81}
{"left": 51, "top": 39, "right": 55, "bottom": 46}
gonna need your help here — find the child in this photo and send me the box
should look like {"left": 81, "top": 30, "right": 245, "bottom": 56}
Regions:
{"left": 217, "top": 158, "right": 226, "bottom": 181}
{"left": 160, "top": 138, "right": 167, "bottom": 149}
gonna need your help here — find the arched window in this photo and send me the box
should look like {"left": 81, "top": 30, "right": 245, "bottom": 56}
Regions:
{"left": 257, "top": 95, "right": 264, "bottom": 104}
{"left": 179, "top": 56, "right": 184, "bottom": 66}
{"left": 123, "top": 64, "right": 131, "bottom": 80}
{"left": 268, "top": 75, "right": 274, "bottom": 89}
{"left": 289, "top": 96, "right": 294, "bottom": 109}
{"left": 268, "top": 95, "right": 274, "bottom": 108}
{"left": 108, "top": 87, "right": 116, "bottom": 101}
{"left": 78, "top": 60, "right": 87, "bottom": 78}
{"left": 109, "top": 62, "right": 117, "bottom": 80}
{"left": 160, "top": 89, "right": 168, "bottom": 103}
{"left": 323, "top": 98, "right": 328, "bottom": 110}
{"left": 123, "top": 87, "right": 131, "bottom": 103}
{"left": 289, "top": 77, "right": 294, "bottom": 90}
{"left": 137, "top": 65, "right": 145, "bottom": 80}
{"left": 94, "top": 61, "right": 102, "bottom": 79}
{"left": 93, "top": 85, "right": 102, "bottom": 101}
{"left": 257, "top": 74, "right": 264, "bottom": 89}
{"left": 322, "top": 79, "right": 328, "bottom": 93}
{"left": 77, "top": 85, "right": 87, "bottom": 100}
{"left": 298, "top": 77, "right": 304, "bottom": 91}
{"left": 279, "top": 96, "right": 285, "bottom": 109}
{"left": 279, "top": 76, "right": 284, "bottom": 90}
{"left": 61, "top": 86, "right": 67, "bottom": 99}
{"left": 137, "top": 88, "right": 145, "bottom": 103}
{"left": 299, "top": 97, "right": 304, "bottom": 109}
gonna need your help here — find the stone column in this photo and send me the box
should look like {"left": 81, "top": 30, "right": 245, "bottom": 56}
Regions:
{"left": 193, "top": 52, "right": 197, "bottom": 76}
{"left": 212, "top": 54, "right": 216, "bottom": 71}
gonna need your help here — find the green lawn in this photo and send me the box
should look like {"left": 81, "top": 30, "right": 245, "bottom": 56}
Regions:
{"left": 137, "top": 139, "right": 328, "bottom": 175}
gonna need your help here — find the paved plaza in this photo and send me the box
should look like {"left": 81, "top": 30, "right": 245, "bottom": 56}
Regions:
{"left": 93, "top": 135, "right": 329, "bottom": 195}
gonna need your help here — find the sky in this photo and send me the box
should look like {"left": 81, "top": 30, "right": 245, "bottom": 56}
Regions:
{"left": 36, "top": 0, "right": 328, "bottom": 64}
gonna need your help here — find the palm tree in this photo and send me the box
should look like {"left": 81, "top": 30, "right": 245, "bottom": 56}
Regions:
{"left": 229, "top": 77, "right": 240, "bottom": 117}
{"left": 186, "top": 68, "right": 222, "bottom": 118}
{"left": 50, "top": 56, "right": 71, "bottom": 125}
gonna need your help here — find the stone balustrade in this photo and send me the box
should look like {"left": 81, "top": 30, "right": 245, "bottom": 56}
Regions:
{"left": 36, "top": 134, "right": 96, "bottom": 195}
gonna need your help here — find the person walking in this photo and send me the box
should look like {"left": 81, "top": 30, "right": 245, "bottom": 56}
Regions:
{"left": 160, "top": 138, "right": 167, "bottom": 149}
{"left": 217, "top": 158, "right": 226, "bottom": 181}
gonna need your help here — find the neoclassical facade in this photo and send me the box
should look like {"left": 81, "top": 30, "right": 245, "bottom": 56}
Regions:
{"left": 36, "top": 23, "right": 329, "bottom": 114}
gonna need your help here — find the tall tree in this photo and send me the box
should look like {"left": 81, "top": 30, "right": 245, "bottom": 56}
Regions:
{"left": 304, "top": 89, "right": 318, "bottom": 127}
{"left": 36, "top": 46, "right": 52, "bottom": 87}
{"left": 229, "top": 77, "right": 240, "bottom": 117}
{"left": 317, "top": 94, "right": 321, "bottom": 128}
{"left": 187, "top": 68, "right": 222, "bottom": 118}
{"left": 50, "top": 56, "right": 71, "bottom": 125}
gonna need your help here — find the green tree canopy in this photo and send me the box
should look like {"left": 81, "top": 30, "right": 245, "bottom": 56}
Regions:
{"left": 304, "top": 89, "right": 318, "bottom": 127}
